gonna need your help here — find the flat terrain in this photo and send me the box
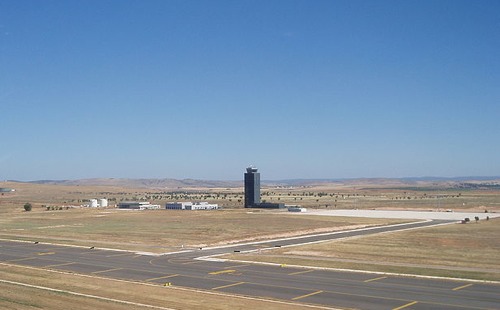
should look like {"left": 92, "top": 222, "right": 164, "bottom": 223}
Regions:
{"left": 2, "top": 220, "right": 498, "bottom": 310}
{"left": 0, "top": 208, "right": 402, "bottom": 253}
{"left": 2, "top": 179, "right": 500, "bottom": 211}
{"left": 1, "top": 180, "right": 499, "bottom": 309}
{"left": 0, "top": 263, "right": 310, "bottom": 310}
{"left": 228, "top": 217, "right": 500, "bottom": 281}
{"left": 2, "top": 179, "right": 498, "bottom": 253}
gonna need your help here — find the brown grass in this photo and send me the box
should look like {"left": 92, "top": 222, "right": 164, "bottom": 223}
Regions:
{"left": 1, "top": 181, "right": 499, "bottom": 309}
{"left": 0, "top": 207, "right": 401, "bottom": 253}
{"left": 0, "top": 263, "right": 314, "bottom": 310}
{"left": 2, "top": 180, "right": 499, "bottom": 212}
{"left": 227, "top": 218, "right": 500, "bottom": 281}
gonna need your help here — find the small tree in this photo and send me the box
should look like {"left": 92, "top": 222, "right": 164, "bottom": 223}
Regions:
{"left": 24, "top": 203, "right": 32, "bottom": 212}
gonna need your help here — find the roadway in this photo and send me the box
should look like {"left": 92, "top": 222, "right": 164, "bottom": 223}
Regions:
{"left": 1, "top": 219, "right": 499, "bottom": 310}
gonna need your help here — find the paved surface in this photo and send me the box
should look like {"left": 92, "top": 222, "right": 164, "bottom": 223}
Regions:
{"left": 1, "top": 220, "right": 499, "bottom": 310}
{"left": 302, "top": 210, "right": 499, "bottom": 221}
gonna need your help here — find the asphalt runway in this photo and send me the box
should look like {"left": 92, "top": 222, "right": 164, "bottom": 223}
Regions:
{"left": 1, "top": 219, "right": 499, "bottom": 310}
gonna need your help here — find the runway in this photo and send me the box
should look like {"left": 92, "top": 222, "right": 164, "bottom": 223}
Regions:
{"left": 1, "top": 219, "right": 498, "bottom": 310}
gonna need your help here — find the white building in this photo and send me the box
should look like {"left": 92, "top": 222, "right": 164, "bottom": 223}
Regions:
{"left": 118, "top": 201, "right": 161, "bottom": 210}
{"left": 288, "top": 206, "right": 307, "bottom": 212}
{"left": 88, "top": 198, "right": 108, "bottom": 207}
{"left": 166, "top": 202, "right": 219, "bottom": 210}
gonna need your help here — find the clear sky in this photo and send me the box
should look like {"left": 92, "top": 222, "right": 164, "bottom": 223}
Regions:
{"left": 1, "top": 0, "right": 499, "bottom": 181}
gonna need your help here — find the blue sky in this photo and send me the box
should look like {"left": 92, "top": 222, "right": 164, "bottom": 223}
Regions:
{"left": 1, "top": 0, "right": 499, "bottom": 181}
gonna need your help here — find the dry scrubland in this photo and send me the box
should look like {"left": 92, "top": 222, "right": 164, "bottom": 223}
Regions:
{"left": 0, "top": 180, "right": 499, "bottom": 253}
{"left": 0, "top": 185, "right": 401, "bottom": 253}
{"left": 1, "top": 180, "right": 499, "bottom": 309}
{"left": 2, "top": 180, "right": 500, "bottom": 211}
{"left": 0, "top": 206, "right": 403, "bottom": 253}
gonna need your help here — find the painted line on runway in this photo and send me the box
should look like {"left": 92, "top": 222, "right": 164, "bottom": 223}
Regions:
{"left": 146, "top": 274, "right": 179, "bottom": 282}
{"left": 224, "top": 264, "right": 249, "bottom": 269}
{"left": 37, "top": 252, "right": 55, "bottom": 256}
{"left": 288, "top": 269, "right": 314, "bottom": 276}
{"left": 364, "top": 276, "right": 387, "bottom": 283}
{"left": 92, "top": 268, "right": 122, "bottom": 274}
{"left": 45, "top": 262, "right": 75, "bottom": 268}
{"left": 182, "top": 260, "right": 202, "bottom": 265}
{"left": 212, "top": 281, "right": 245, "bottom": 290}
{"left": 165, "top": 257, "right": 200, "bottom": 265}
{"left": 392, "top": 301, "right": 418, "bottom": 310}
{"left": 209, "top": 269, "right": 236, "bottom": 275}
{"left": 452, "top": 283, "right": 473, "bottom": 291}
{"left": 7, "top": 257, "right": 36, "bottom": 262}
{"left": 292, "top": 290, "right": 323, "bottom": 301}
{"left": 35, "top": 246, "right": 59, "bottom": 251}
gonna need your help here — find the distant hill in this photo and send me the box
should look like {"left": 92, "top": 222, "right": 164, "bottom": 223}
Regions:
{"left": 9, "top": 176, "right": 500, "bottom": 189}
{"left": 25, "top": 178, "right": 241, "bottom": 189}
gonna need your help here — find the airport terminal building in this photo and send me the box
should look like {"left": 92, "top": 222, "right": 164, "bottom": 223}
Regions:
{"left": 118, "top": 201, "right": 161, "bottom": 210}
{"left": 166, "top": 202, "right": 219, "bottom": 210}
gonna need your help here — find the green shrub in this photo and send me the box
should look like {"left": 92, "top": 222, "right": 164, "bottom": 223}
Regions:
{"left": 24, "top": 203, "right": 32, "bottom": 212}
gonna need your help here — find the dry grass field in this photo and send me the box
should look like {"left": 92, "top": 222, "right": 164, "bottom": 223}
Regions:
{"left": 0, "top": 207, "right": 402, "bottom": 253}
{"left": 0, "top": 181, "right": 406, "bottom": 253}
{"left": 0, "top": 180, "right": 498, "bottom": 253}
{"left": 227, "top": 218, "right": 500, "bottom": 281}
{"left": 3, "top": 179, "right": 500, "bottom": 212}
{"left": 0, "top": 263, "right": 312, "bottom": 310}
{"left": 1, "top": 180, "right": 499, "bottom": 309}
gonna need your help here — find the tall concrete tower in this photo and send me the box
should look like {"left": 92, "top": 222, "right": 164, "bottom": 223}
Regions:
{"left": 244, "top": 166, "right": 260, "bottom": 208}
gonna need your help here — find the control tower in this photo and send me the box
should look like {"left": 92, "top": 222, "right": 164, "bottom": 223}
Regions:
{"left": 244, "top": 166, "right": 260, "bottom": 208}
